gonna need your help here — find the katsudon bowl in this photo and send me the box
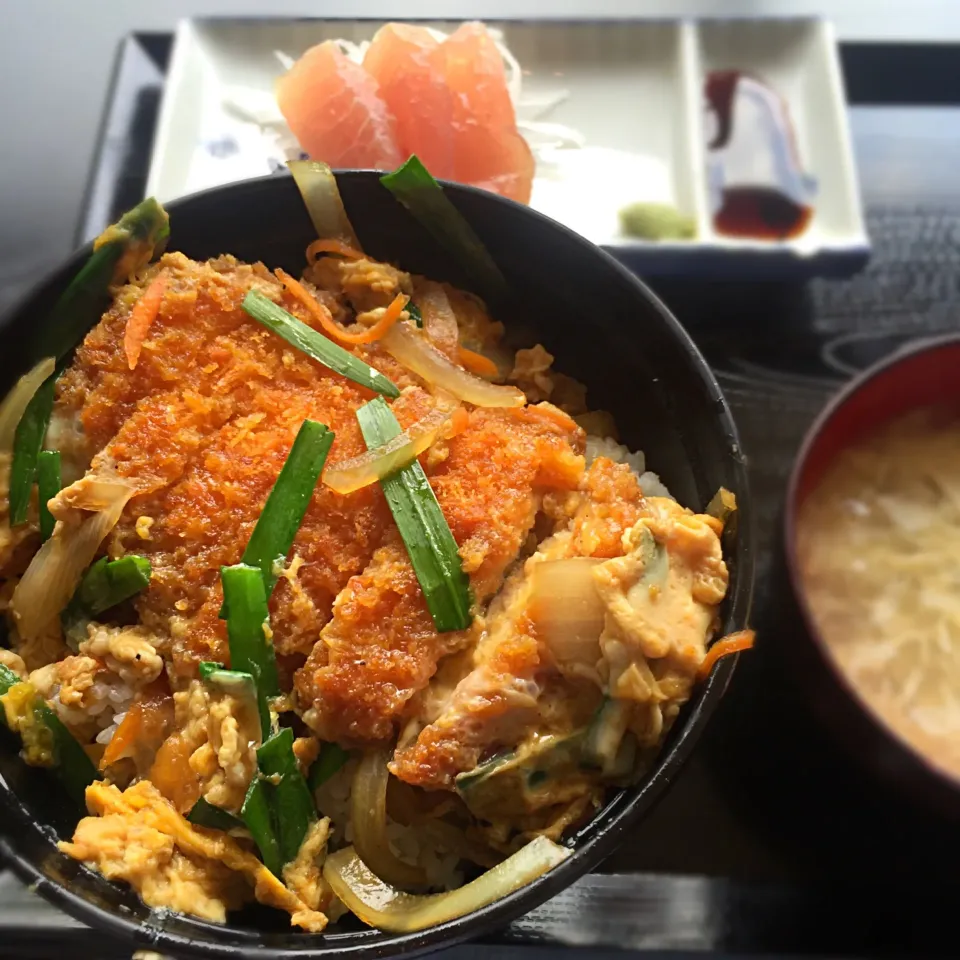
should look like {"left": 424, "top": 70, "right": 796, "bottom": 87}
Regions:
{"left": 0, "top": 172, "right": 754, "bottom": 958}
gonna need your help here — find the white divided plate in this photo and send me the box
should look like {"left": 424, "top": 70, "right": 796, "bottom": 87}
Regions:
{"left": 147, "top": 17, "right": 869, "bottom": 278}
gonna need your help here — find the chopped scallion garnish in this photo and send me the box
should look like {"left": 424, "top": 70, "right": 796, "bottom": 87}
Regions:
{"left": 257, "top": 727, "right": 316, "bottom": 865}
{"left": 221, "top": 419, "right": 333, "bottom": 619}
{"left": 74, "top": 555, "right": 152, "bottom": 617}
{"left": 242, "top": 290, "right": 399, "bottom": 398}
{"left": 34, "top": 701, "right": 99, "bottom": 807}
{"left": 356, "top": 397, "right": 471, "bottom": 632}
{"left": 241, "top": 776, "right": 282, "bottom": 876}
{"left": 61, "top": 554, "right": 152, "bottom": 646}
{"left": 200, "top": 662, "right": 265, "bottom": 738}
{"left": 220, "top": 563, "right": 278, "bottom": 740}
{"left": 0, "top": 663, "right": 98, "bottom": 807}
{"left": 380, "top": 156, "right": 507, "bottom": 302}
{"left": 187, "top": 797, "right": 244, "bottom": 832}
{"left": 10, "top": 198, "right": 169, "bottom": 527}
{"left": 36, "top": 450, "right": 61, "bottom": 542}
{"left": 27, "top": 198, "right": 169, "bottom": 364}
{"left": 406, "top": 301, "right": 423, "bottom": 328}
{"left": 8, "top": 375, "right": 56, "bottom": 527}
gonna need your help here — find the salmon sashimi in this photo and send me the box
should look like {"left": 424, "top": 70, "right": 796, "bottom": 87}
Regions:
{"left": 362, "top": 24, "right": 455, "bottom": 181}
{"left": 276, "top": 40, "right": 404, "bottom": 170}
{"left": 435, "top": 22, "right": 535, "bottom": 204}
{"left": 295, "top": 406, "right": 585, "bottom": 744}
{"left": 277, "top": 22, "right": 535, "bottom": 204}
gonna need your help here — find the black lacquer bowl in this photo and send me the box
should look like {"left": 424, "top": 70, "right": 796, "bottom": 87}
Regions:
{"left": 0, "top": 173, "right": 755, "bottom": 958}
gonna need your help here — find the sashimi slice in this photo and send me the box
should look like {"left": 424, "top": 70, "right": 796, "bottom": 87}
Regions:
{"left": 363, "top": 24, "right": 455, "bottom": 181}
{"left": 276, "top": 40, "right": 404, "bottom": 170}
{"left": 436, "top": 22, "right": 535, "bottom": 204}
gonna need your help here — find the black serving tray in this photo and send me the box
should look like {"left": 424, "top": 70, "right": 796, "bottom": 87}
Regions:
{"left": 7, "top": 29, "right": 960, "bottom": 960}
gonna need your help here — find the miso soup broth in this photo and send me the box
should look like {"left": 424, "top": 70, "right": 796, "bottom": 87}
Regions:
{"left": 797, "top": 407, "right": 960, "bottom": 779}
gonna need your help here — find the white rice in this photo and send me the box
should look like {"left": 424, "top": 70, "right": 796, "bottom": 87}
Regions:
{"left": 585, "top": 434, "right": 673, "bottom": 499}
{"left": 585, "top": 435, "right": 644, "bottom": 474}
{"left": 96, "top": 711, "right": 127, "bottom": 744}
{"left": 52, "top": 677, "right": 135, "bottom": 733}
{"left": 637, "top": 471, "right": 673, "bottom": 499}
{"left": 314, "top": 758, "right": 356, "bottom": 845}
{"left": 387, "top": 820, "right": 463, "bottom": 889}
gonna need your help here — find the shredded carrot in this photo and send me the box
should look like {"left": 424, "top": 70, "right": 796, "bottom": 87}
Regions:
{"left": 277, "top": 268, "right": 407, "bottom": 346}
{"left": 458, "top": 346, "right": 500, "bottom": 379}
{"left": 696, "top": 629, "right": 755, "bottom": 681}
{"left": 306, "top": 238, "right": 367, "bottom": 263}
{"left": 276, "top": 267, "right": 353, "bottom": 342}
{"left": 353, "top": 293, "right": 408, "bottom": 344}
{"left": 123, "top": 274, "right": 166, "bottom": 370}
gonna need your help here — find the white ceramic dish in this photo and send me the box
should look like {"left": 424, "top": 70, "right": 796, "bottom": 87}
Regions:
{"left": 146, "top": 17, "right": 869, "bottom": 278}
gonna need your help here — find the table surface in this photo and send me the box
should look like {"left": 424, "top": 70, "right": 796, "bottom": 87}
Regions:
{"left": 4, "top": 28, "right": 960, "bottom": 960}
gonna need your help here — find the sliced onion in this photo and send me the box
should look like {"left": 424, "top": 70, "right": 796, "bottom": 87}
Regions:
{"left": 351, "top": 750, "right": 428, "bottom": 890}
{"left": 0, "top": 357, "right": 55, "bottom": 451}
{"left": 12, "top": 481, "right": 133, "bottom": 641}
{"left": 529, "top": 558, "right": 605, "bottom": 670}
{"left": 51, "top": 476, "right": 136, "bottom": 515}
{"left": 288, "top": 160, "right": 361, "bottom": 248}
{"left": 418, "top": 282, "right": 459, "bottom": 358}
{"left": 381, "top": 322, "right": 525, "bottom": 408}
{"left": 323, "top": 396, "right": 458, "bottom": 494}
{"left": 323, "top": 835, "right": 571, "bottom": 933}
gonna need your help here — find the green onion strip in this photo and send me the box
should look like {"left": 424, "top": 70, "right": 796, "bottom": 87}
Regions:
{"left": 36, "top": 450, "right": 61, "bottom": 542}
{"left": 356, "top": 396, "right": 471, "bottom": 632}
{"left": 242, "top": 291, "right": 399, "bottom": 398}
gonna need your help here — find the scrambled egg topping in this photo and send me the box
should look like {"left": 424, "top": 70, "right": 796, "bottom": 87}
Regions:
{"left": 151, "top": 680, "right": 260, "bottom": 815}
{"left": 392, "top": 462, "right": 729, "bottom": 839}
{"left": 81, "top": 624, "right": 165, "bottom": 684}
{"left": 0, "top": 681, "right": 53, "bottom": 767}
{"left": 282, "top": 818, "right": 333, "bottom": 913}
{"left": 594, "top": 501, "right": 727, "bottom": 746}
{"left": 59, "top": 780, "right": 327, "bottom": 930}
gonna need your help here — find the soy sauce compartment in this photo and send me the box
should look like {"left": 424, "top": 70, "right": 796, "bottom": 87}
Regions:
{"left": 693, "top": 19, "right": 867, "bottom": 252}
{"left": 705, "top": 69, "right": 815, "bottom": 241}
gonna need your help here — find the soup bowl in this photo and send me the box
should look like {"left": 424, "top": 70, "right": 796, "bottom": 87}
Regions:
{"left": 784, "top": 333, "right": 960, "bottom": 814}
{"left": 0, "top": 172, "right": 754, "bottom": 958}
